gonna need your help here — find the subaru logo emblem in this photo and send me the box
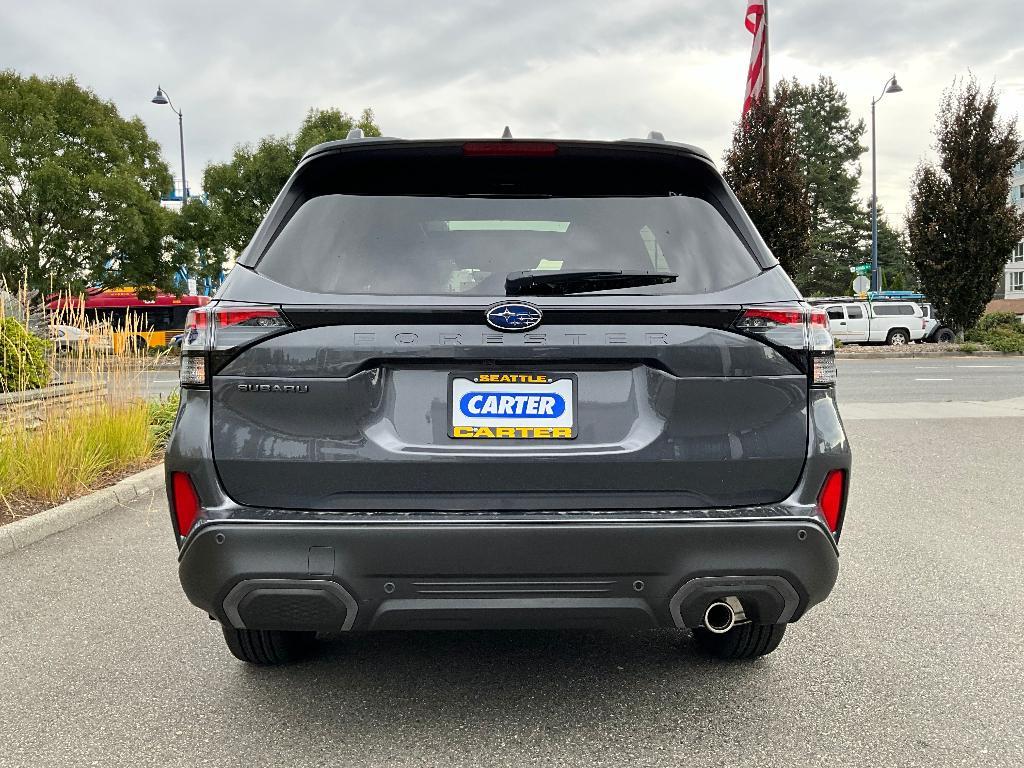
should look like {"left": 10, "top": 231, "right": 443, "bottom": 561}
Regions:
{"left": 485, "top": 302, "right": 543, "bottom": 332}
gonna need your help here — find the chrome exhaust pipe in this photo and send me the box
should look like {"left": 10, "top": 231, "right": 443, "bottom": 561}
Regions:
{"left": 702, "top": 597, "right": 746, "bottom": 634}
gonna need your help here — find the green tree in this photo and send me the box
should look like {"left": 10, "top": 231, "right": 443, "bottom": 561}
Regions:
{"left": 870, "top": 211, "right": 917, "bottom": 291}
{"left": 722, "top": 89, "right": 812, "bottom": 278}
{"left": 907, "top": 78, "right": 1024, "bottom": 333}
{"left": 0, "top": 71, "right": 174, "bottom": 293}
{"left": 200, "top": 107, "right": 381, "bottom": 260}
{"left": 779, "top": 77, "right": 869, "bottom": 295}
{"left": 170, "top": 198, "right": 231, "bottom": 290}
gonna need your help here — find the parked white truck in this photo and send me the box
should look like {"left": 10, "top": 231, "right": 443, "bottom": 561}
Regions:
{"left": 810, "top": 298, "right": 928, "bottom": 345}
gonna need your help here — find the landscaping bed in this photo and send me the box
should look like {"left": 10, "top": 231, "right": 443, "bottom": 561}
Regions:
{"left": 0, "top": 393, "right": 177, "bottom": 527}
{"left": 2, "top": 296, "right": 180, "bottom": 527}
{"left": 2, "top": 458, "right": 162, "bottom": 526}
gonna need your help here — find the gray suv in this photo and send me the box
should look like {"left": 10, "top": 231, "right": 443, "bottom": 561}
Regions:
{"left": 165, "top": 135, "right": 850, "bottom": 665}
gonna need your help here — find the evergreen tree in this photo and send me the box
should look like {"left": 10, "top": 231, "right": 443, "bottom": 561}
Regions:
{"left": 872, "top": 213, "right": 917, "bottom": 291}
{"left": 722, "top": 89, "right": 811, "bottom": 280}
{"left": 779, "top": 77, "right": 869, "bottom": 295}
{"left": 907, "top": 78, "right": 1024, "bottom": 333}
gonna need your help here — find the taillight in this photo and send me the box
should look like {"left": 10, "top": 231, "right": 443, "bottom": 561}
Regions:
{"left": 817, "top": 469, "right": 847, "bottom": 534}
{"left": 171, "top": 472, "right": 201, "bottom": 536}
{"left": 735, "top": 308, "right": 806, "bottom": 327}
{"left": 179, "top": 305, "right": 289, "bottom": 387}
{"left": 733, "top": 305, "right": 836, "bottom": 387}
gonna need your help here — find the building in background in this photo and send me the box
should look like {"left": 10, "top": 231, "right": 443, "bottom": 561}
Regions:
{"left": 988, "top": 157, "right": 1024, "bottom": 319}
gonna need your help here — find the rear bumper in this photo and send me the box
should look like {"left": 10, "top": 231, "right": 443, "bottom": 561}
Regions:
{"left": 178, "top": 517, "right": 839, "bottom": 632}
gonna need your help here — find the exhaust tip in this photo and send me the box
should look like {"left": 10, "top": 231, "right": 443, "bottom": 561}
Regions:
{"left": 703, "top": 600, "right": 738, "bottom": 634}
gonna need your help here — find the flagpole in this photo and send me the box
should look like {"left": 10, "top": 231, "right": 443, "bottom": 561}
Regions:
{"left": 762, "top": 0, "right": 769, "bottom": 98}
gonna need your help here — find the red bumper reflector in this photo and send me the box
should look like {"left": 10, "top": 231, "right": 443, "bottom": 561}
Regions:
{"left": 818, "top": 470, "right": 846, "bottom": 533}
{"left": 171, "top": 472, "right": 201, "bottom": 536}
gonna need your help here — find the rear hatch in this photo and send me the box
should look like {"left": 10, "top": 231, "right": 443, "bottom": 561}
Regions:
{"left": 194, "top": 140, "right": 818, "bottom": 511}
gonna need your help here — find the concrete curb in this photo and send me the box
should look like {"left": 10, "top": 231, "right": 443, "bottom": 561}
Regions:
{"left": 0, "top": 465, "right": 165, "bottom": 557}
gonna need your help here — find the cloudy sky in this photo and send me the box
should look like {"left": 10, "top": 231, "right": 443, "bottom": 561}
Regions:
{"left": 3, "top": 0, "right": 1021, "bottom": 223}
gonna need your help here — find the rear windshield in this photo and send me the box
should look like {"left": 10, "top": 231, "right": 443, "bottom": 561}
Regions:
{"left": 256, "top": 194, "right": 762, "bottom": 296}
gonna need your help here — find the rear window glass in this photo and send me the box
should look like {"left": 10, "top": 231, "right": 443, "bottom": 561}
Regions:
{"left": 846, "top": 306, "right": 863, "bottom": 319}
{"left": 257, "top": 195, "right": 761, "bottom": 296}
{"left": 872, "top": 304, "right": 916, "bottom": 316}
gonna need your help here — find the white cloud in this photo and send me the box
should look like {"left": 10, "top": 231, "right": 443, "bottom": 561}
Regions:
{"left": 3, "top": 0, "right": 1021, "bottom": 226}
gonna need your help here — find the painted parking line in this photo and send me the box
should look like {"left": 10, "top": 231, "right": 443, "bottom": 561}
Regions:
{"left": 915, "top": 378, "right": 953, "bottom": 381}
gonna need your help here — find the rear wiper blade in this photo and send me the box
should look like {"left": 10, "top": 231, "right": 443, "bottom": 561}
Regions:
{"left": 505, "top": 269, "right": 678, "bottom": 296}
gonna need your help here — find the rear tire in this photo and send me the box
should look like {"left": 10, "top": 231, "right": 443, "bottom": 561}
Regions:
{"left": 221, "top": 625, "right": 316, "bottom": 665}
{"left": 935, "top": 328, "right": 955, "bottom": 344}
{"left": 886, "top": 329, "right": 910, "bottom": 346}
{"left": 693, "top": 622, "right": 786, "bottom": 660}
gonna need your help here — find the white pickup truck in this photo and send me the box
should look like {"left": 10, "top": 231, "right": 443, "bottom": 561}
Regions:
{"left": 812, "top": 299, "right": 928, "bottom": 345}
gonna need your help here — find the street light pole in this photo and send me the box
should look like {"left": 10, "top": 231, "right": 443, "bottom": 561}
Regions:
{"left": 870, "top": 74, "right": 903, "bottom": 293}
{"left": 176, "top": 109, "right": 187, "bottom": 204}
{"left": 151, "top": 86, "right": 188, "bottom": 203}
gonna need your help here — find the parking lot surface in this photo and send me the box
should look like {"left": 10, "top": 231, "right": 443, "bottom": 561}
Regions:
{"left": 1, "top": 374, "right": 1022, "bottom": 767}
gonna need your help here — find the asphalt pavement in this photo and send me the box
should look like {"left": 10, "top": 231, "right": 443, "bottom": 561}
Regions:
{"left": 836, "top": 356, "right": 1024, "bottom": 403}
{"left": 1, "top": 363, "right": 1023, "bottom": 767}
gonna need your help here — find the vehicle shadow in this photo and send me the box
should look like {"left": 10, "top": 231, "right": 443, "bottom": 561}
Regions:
{"left": 217, "top": 628, "right": 778, "bottom": 744}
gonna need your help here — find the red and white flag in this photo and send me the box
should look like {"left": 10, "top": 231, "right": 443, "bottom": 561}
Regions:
{"left": 743, "top": 2, "right": 769, "bottom": 117}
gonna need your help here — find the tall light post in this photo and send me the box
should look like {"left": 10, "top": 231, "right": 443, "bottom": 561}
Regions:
{"left": 151, "top": 86, "right": 188, "bottom": 203}
{"left": 870, "top": 74, "right": 903, "bottom": 292}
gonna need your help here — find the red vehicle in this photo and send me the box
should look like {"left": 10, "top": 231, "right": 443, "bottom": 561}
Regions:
{"left": 47, "top": 288, "right": 210, "bottom": 351}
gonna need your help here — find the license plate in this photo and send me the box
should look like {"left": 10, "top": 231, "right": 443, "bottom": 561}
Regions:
{"left": 449, "top": 373, "right": 577, "bottom": 439}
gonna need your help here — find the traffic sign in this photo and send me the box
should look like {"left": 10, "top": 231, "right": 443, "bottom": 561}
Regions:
{"left": 852, "top": 275, "right": 870, "bottom": 294}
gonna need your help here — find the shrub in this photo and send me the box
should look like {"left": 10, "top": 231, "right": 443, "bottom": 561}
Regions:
{"left": 958, "top": 342, "right": 980, "bottom": 354}
{"left": 0, "top": 317, "right": 51, "bottom": 392}
{"left": 967, "top": 312, "right": 1024, "bottom": 353}
{"left": 982, "top": 328, "right": 1024, "bottom": 354}
{"left": 974, "top": 312, "right": 1021, "bottom": 333}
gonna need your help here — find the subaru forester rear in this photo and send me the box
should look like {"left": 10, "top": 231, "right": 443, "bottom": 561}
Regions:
{"left": 165, "top": 135, "right": 850, "bottom": 665}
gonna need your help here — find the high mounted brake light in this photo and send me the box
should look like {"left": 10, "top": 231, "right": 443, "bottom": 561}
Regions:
{"left": 733, "top": 305, "right": 836, "bottom": 387}
{"left": 179, "top": 305, "right": 290, "bottom": 388}
{"left": 462, "top": 142, "right": 559, "bottom": 157}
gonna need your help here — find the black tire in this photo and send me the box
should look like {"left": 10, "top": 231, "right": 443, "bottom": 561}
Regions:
{"left": 133, "top": 335, "right": 149, "bottom": 351}
{"left": 935, "top": 328, "right": 955, "bottom": 344}
{"left": 221, "top": 625, "right": 316, "bottom": 665}
{"left": 693, "top": 623, "right": 787, "bottom": 660}
{"left": 886, "top": 329, "right": 910, "bottom": 346}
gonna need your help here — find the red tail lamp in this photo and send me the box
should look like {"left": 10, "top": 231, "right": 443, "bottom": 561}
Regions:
{"left": 171, "top": 472, "right": 201, "bottom": 536}
{"left": 817, "top": 470, "right": 847, "bottom": 533}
